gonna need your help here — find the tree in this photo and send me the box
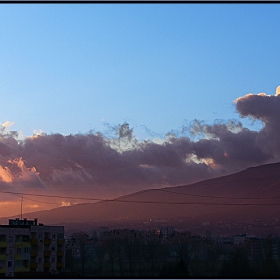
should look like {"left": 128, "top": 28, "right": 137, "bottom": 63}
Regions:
{"left": 260, "top": 236, "right": 280, "bottom": 277}
{"left": 93, "top": 240, "right": 106, "bottom": 277}
{"left": 71, "top": 231, "right": 89, "bottom": 277}
{"left": 219, "top": 246, "right": 254, "bottom": 278}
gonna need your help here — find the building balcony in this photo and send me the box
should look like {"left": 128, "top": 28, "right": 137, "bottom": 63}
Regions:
{"left": 15, "top": 254, "right": 23, "bottom": 260}
{"left": 44, "top": 238, "right": 51, "bottom": 245}
{"left": 15, "top": 242, "right": 30, "bottom": 247}
{"left": 0, "top": 242, "right": 7, "bottom": 247}
{"left": 15, "top": 266, "right": 30, "bottom": 273}
{"left": 30, "top": 262, "right": 38, "bottom": 269}
{"left": 31, "top": 250, "right": 38, "bottom": 257}
{"left": 0, "top": 255, "right": 7, "bottom": 261}
{"left": 57, "top": 251, "right": 64, "bottom": 257}
{"left": 57, "top": 239, "right": 65, "bottom": 245}
{"left": 22, "top": 253, "right": 29, "bottom": 260}
{"left": 44, "top": 250, "right": 51, "bottom": 257}
{"left": 31, "top": 239, "right": 38, "bottom": 245}
{"left": 56, "top": 262, "right": 64, "bottom": 268}
{"left": 0, "top": 267, "right": 7, "bottom": 274}
{"left": 44, "top": 261, "right": 51, "bottom": 268}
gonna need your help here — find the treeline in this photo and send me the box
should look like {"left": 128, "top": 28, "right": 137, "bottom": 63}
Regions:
{"left": 65, "top": 229, "right": 280, "bottom": 278}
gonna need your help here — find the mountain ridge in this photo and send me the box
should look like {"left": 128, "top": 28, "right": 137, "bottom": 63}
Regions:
{"left": 1, "top": 161, "right": 280, "bottom": 233}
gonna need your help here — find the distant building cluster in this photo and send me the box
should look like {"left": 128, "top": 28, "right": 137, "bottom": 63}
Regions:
{"left": 1, "top": 217, "right": 279, "bottom": 278}
{"left": 63, "top": 226, "right": 280, "bottom": 277}
{"left": 0, "top": 218, "right": 65, "bottom": 277}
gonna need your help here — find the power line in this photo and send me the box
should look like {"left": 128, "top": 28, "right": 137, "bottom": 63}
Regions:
{"left": 0, "top": 190, "right": 102, "bottom": 202}
{"left": 2, "top": 188, "right": 279, "bottom": 204}
{"left": 1, "top": 171, "right": 280, "bottom": 206}
{"left": 112, "top": 199, "right": 280, "bottom": 206}
{"left": 159, "top": 189, "right": 280, "bottom": 200}
{"left": 1, "top": 189, "right": 280, "bottom": 207}
{"left": 20, "top": 196, "right": 61, "bottom": 205}
{"left": 4, "top": 191, "right": 66, "bottom": 205}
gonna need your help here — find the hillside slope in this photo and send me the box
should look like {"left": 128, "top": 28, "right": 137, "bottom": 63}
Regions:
{"left": 1, "top": 162, "right": 280, "bottom": 227}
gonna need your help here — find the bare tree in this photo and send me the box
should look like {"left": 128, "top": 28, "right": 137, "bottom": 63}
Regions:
{"left": 71, "top": 231, "right": 89, "bottom": 277}
{"left": 93, "top": 240, "right": 106, "bottom": 276}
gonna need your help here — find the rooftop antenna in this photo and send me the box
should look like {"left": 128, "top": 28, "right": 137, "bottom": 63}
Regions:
{"left": 21, "top": 196, "right": 23, "bottom": 220}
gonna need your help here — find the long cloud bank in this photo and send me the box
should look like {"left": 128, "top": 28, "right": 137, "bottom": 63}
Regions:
{"left": 0, "top": 86, "right": 280, "bottom": 201}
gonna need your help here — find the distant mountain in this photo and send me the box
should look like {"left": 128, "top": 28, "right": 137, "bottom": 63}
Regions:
{"left": 1, "top": 162, "right": 280, "bottom": 230}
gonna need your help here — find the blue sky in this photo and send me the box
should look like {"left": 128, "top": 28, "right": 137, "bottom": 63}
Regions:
{"left": 0, "top": 4, "right": 279, "bottom": 139}
{"left": 2, "top": 4, "right": 280, "bottom": 215}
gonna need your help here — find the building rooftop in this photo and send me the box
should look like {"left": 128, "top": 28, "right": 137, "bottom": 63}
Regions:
{"left": 8, "top": 218, "right": 39, "bottom": 226}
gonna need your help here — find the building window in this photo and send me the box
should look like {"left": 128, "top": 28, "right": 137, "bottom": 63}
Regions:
{"left": 8, "top": 261, "right": 12, "bottom": 267}
{"left": 57, "top": 233, "right": 64, "bottom": 239}
{"left": 16, "top": 248, "right": 22, "bottom": 254}
{"left": 23, "top": 247, "right": 29, "bottom": 254}
{"left": 22, "top": 235, "right": 29, "bottom": 242}
{"left": 51, "top": 257, "right": 55, "bottom": 263}
{"left": 8, "top": 236, "right": 13, "bottom": 243}
{"left": 15, "top": 235, "right": 21, "bottom": 242}
{"left": 52, "top": 234, "right": 56, "bottom": 240}
{"left": 15, "top": 260, "right": 22, "bottom": 267}
{"left": 38, "top": 257, "right": 42, "bottom": 263}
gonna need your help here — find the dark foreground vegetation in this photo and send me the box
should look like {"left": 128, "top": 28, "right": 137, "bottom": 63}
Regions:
{"left": 65, "top": 228, "right": 280, "bottom": 278}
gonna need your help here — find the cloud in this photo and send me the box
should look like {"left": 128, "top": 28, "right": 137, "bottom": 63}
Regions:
{"left": 235, "top": 85, "right": 280, "bottom": 157}
{"left": 0, "top": 156, "right": 46, "bottom": 190}
{"left": 1, "top": 121, "right": 15, "bottom": 132}
{"left": 0, "top": 165, "right": 13, "bottom": 183}
{"left": 27, "top": 204, "right": 40, "bottom": 209}
{"left": 0, "top": 85, "right": 280, "bottom": 205}
{"left": 49, "top": 167, "right": 93, "bottom": 185}
{"left": 276, "top": 85, "right": 280, "bottom": 96}
{"left": 61, "top": 201, "right": 71, "bottom": 207}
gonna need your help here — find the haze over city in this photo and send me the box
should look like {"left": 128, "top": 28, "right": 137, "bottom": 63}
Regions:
{"left": 0, "top": 4, "right": 280, "bottom": 218}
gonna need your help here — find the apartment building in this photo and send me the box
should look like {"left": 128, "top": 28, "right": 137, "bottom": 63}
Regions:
{"left": 0, "top": 218, "right": 65, "bottom": 277}
{"left": 246, "top": 237, "right": 262, "bottom": 260}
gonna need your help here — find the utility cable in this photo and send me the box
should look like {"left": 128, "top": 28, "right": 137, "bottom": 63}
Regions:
{"left": 1, "top": 190, "right": 280, "bottom": 206}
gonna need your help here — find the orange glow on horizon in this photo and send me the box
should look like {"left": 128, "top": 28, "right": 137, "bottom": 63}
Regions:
{"left": 0, "top": 200, "right": 58, "bottom": 219}
{"left": 61, "top": 202, "right": 71, "bottom": 206}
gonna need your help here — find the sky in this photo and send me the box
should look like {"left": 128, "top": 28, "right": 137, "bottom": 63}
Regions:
{"left": 0, "top": 4, "right": 280, "bottom": 217}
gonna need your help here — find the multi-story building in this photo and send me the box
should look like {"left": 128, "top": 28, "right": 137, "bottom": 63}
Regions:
{"left": 245, "top": 237, "right": 262, "bottom": 260}
{"left": 159, "top": 226, "right": 175, "bottom": 239}
{"left": 0, "top": 218, "right": 65, "bottom": 277}
{"left": 233, "top": 234, "right": 246, "bottom": 245}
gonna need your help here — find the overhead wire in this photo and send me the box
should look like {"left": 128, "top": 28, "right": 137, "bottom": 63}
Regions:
{"left": 158, "top": 189, "right": 280, "bottom": 200}
{"left": 0, "top": 189, "right": 280, "bottom": 207}
{"left": 1, "top": 172, "right": 280, "bottom": 206}
{"left": 2, "top": 191, "right": 66, "bottom": 205}
{"left": 0, "top": 190, "right": 101, "bottom": 202}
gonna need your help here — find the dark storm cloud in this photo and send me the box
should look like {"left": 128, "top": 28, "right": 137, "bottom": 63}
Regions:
{"left": 191, "top": 122, "right": 269, "bottom": 168}
{"left": 0, "top": 86, "right": 280, "bottom": 196}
